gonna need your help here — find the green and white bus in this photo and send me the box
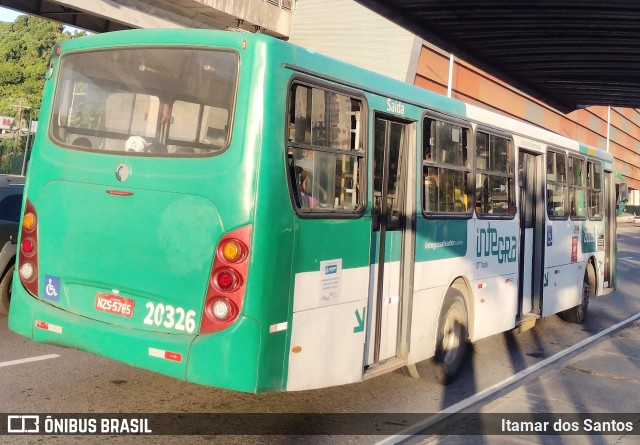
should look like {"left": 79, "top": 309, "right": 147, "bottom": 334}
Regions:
{"left": 9, "top": 29, "right": 620, "bottom": 393}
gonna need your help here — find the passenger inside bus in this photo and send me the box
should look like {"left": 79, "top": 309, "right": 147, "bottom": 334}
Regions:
{"left": 146, "top": 142, "right": 167, "bottom": 153}
{"left": 288, "top": 156, "right": 308, "bottom": 208}
{"left": 476, "top": 177, "right": 488, "bottom": 213}
{"left": 72, "top": 137, "right": 92, "bottom": 148}
{"left": 424, "top": 169, "right": 439, "bottom": 212}
{"left": 293, "top": 149, "right": 327, "bottom": 208}
{"left": 453, "top": 188, "right": 467, "bottom": 212}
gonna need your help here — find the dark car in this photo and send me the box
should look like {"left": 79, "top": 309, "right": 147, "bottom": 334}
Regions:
{"left": 0, "top": 175, "right": 25, "bottom": 315}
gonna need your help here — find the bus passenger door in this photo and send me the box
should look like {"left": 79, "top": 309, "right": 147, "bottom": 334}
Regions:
{"left": 366, "top": 115, "right": 412, "bottom": 367}
{"left": 518, "top": 150, "right": 544, "bottom": 319}
{"left": 603, "top": 170, "right": 616, "bottom": 290}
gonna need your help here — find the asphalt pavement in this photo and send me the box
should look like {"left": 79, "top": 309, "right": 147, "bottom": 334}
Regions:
{"left": 404, "top": 317, "right": 640, "bottom": 444}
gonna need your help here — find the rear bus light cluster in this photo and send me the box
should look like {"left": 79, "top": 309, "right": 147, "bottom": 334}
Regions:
{"left": 18, "top": 199, "right": 39, "bottom": 296}
{"left": 200, "top": 225, "right": 252, "bottom": 334}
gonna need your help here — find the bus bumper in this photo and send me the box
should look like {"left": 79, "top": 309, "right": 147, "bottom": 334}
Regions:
{"left": 8, "top": 280, "right": 262, "bottom": 393}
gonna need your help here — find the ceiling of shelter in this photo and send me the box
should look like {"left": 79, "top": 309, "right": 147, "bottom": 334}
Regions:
{"left": 5, "top": 0, "right": 640, "bottom": 113}
{"left": 355, "top": 0, "right": 640, "bottom": 113}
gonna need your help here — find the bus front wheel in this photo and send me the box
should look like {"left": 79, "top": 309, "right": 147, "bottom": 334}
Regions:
{"left": 415, "top": 288, "right": 469, "bottom": 385}
{"left": 560, "top": 265, "right": 594, "bottom": 324}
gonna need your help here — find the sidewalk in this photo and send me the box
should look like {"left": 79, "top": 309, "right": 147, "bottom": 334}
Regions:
{"left": 418, "top": 320, "right": 640, "bottom": 444}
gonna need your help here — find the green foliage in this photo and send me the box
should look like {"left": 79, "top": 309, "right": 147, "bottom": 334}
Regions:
{"left": 0, "top": 14, "right": 86, "bottom": 117}
{"left": 0, "top": 14, "right": 86, "bottom": 173}
{"left": 0, "top": 136, "right": 24, "bottom": 174}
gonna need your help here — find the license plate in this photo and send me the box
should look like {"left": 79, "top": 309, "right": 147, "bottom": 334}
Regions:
{"left": 94, "top": 293, "right": 135, "bottom": 318}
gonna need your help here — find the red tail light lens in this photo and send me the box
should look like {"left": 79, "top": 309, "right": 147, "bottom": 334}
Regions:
{"left": 21, "top": 238, "right": 35, "bottom": 255}
{"left": 200, "top": 225, "right": 251, "bottom": 334}
{"left": 214, "top": 268, "right": 240, "bottom": 291}
{"left": 18, "top": 199, "right": 39, "bottom": 296}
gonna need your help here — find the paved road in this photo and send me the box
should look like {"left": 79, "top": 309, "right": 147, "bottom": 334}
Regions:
{"left": 1, "top": 224, "right": 638, "bottom": 444}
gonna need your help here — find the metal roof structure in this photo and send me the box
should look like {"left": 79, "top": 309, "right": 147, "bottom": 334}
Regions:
{"left": 355, "top": 0, "right": 640, "bottom": 113}
{"left": 5, "top": 0, "right": 640, "bottom": 113}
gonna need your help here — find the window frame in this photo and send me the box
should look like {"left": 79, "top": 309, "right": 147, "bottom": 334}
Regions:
{"left": 421, "top": 111, "right": 473, "bottom": 219}
{"left": 49, "top": 46, "right": 240, "bottom": 158}
{"left": 568, "top": 155, "right": 587, "bottom": 221}
{"left": 545, "top": 148, "right": 569, "bottom": 221}
{"left": 285, "top": 77, "right": 367, "bottom": 218}
{"left": 474, "top": 128, "right": 516, "bottom": 220}
{"left": 587, "top": 159, "right": 603, "bottom": 221}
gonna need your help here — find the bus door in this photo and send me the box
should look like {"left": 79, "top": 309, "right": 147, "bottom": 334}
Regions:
{"left": 603, "top": 170, "right": 616, "bottom": 290}
{"left": 517, "top": 150, "right": 545, "bottom": 318}
{"left": 366, "top": 115, "right": 412, "bottom": 366}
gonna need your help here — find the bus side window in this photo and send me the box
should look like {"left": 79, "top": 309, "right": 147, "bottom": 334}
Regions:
{"left": 287, "top": 83, "right": 364, "bottom": 214}
{"left": 422, "top": 117, "right": 472, "bottom": 216}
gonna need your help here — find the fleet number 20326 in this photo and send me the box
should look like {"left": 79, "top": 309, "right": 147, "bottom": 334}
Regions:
{"left": 143, "top": 302, "right": 196, "bottom": 333}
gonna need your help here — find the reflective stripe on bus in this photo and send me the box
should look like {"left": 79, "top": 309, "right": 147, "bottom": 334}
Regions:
{"left": 269, "top": 322, "right": 288, "bottom": 333}
{"left": 35, "top": 320, "right": 62, "bottom": 334}
{"left": 148, "top": 348, "right": 182, "bottom": 362}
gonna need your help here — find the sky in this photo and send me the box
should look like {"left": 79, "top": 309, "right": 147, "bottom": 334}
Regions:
{"left": 0, "top": 6, "right": 20, "bottom": 23}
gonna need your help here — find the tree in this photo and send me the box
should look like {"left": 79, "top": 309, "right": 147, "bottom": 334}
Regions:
{"left": 0, "top": 14, "right": 86, "bottom": 174}
{"left": 0, "top": 14, "right": 87, "bottom": 116}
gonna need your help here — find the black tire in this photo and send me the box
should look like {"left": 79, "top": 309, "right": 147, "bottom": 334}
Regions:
{"left": 0, "top": 265, "right": 14, "bottom": 316}
{"left": 560, "top": 264, "right": 594, "bottom": 324}
{"left": 415, "top": 288, "right": 469, "bottom": 385}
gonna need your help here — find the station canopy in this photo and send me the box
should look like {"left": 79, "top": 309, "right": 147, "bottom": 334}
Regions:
{"left": 356, "top": 0, "right": 640, "bottom": 113}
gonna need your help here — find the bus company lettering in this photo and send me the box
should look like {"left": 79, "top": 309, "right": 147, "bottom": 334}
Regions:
{"left": 386, "top": 99, "right": 405, "bottom": 115}
{"left": 580, "top": 224, "right": 601, "bottom": 254}
{"left": 582, "top": 230, "right": 596, "bottom": 245}
{"left": 424, "top": 239, "right": 463, "bottom": 250}
{"left": 519, "top": 138, "right": 544, "bottom": 152}
{"left": 476, "top": 224, "right": 517, "bottom": 263}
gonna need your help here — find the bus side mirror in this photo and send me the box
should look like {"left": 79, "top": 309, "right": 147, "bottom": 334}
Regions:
{"left": 617, "top": 183, "right": 628, "bottom": 204}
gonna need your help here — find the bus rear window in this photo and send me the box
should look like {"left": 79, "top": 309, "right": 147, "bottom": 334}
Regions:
{"left": 50, "top": 47, "right": 238, "bottom": 156}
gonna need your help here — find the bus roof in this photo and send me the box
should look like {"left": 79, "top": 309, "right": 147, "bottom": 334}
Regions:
{"left": 57, "top": 29, "right": 613, "bottom": 163}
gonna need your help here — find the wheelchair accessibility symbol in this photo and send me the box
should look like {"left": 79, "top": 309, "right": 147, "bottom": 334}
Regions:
{"left": 43, "top": 275, "right": 60, "bottom": 301}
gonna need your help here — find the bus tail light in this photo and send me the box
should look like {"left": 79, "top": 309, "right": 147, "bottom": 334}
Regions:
{"left": 21, "top": 238, "right": 35, "bottom": 255}
{"left": 207, "top": 297, "right": 237, "bottom": 321}
{"left": 18, "top": 199, "right": 39, "bottom": 297}
{"left": 214, "top": 268, "right": 241, "bottom": 291}
{"left": 200, "top": 225, "right": 251, "bottom": 334}
{"left": 219, "top": 239, "right": 247, "bottom": 263}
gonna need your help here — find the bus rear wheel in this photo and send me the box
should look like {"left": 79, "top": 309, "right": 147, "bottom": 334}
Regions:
{"left": 415, "top": 288, "right": 469, "bottom": 385}
{"left": 560, "top": 264, "right": 594, "bottom": 324}
{"left": 0, "top": 265, "right": 13, "bottom": 315}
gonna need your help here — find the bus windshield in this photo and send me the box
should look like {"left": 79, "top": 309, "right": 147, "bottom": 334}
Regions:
{"left": 50, "top": 47, "right": 238, "bottom": 156}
